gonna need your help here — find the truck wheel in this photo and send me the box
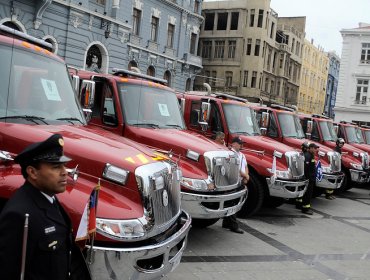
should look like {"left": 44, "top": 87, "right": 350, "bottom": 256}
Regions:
{"left": 191, "top": 218, "right": 219, "bottom": 228}
{"left": 263, "top": 196, "right": 286, "bottom": 208}
{"left": 237, "top": 175, "right": 264, "bottom": 218}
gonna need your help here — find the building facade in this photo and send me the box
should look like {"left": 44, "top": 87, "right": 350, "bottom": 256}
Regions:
{"left": 0, "top": 0, "right": 203, "bottom": 91}
{"left": 298, "top": 39, "right": 328, "bottom": 114}
{"left": 324, "top": 51, "right": 340, "bottom": 119}
{"left": 195, "top": 0, "right": 305, "bottom": 106}
{"left": 334, "top": 23, "right": 370, "bottom": 123}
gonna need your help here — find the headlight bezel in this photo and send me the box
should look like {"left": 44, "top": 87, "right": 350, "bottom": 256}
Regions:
{"left": 186, "top": 149, "right": 200, "bottom": 161}
{"left": 267, "top": 168, "right": 292, "bottom": 179}
{"left": 350, "top": 162, "right": 363, "bottom": 170}
{"left": 103, "top": 163, "right": 129, "bottom": 185}
{"left": 181, "top": 177, "right": 214, "bottom": 191}
{"left": 96, "top": 218, "right": 145, "bottom": 241}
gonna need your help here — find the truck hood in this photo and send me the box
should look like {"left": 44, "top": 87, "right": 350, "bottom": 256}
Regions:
{"left": 323, "top": 140, "right": 366, "bottom": 165}
{"left": 283, "top": 137, "right": 333, "bottom": 154}
{"left": 349, "top": 143, "right": 370, "bottom": 155}
{"left": 238, "top": 135, "right": 299, "bottom": 155}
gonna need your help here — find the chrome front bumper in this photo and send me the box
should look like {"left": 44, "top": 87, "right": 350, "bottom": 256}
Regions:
{"left": 316, "top": 173, "right": 344, "bottom": 189}
{"left": 350, "top": 169, "right": 370, "bottom": 183}
{"left": 266, "top": 178, "right": 308, "bottom": 198}
{"left": 87, "top": 211, "right": 191, "bottom": 280}
{"left": 180, "top": 187, "right": 248, "bottom": 219}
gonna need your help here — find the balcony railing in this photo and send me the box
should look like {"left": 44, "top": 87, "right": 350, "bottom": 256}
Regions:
{"left": 183, "top": 53, "right": 203, "bottom": 68}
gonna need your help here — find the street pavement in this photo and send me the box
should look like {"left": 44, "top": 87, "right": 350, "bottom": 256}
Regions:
{"left": 166, "top": 186, "right": 370, "bottom": 280}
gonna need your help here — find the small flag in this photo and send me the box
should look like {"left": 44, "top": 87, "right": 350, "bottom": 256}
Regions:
{"left": 270, "top": 155, "right": 277, "bottom": 185}
{"left": 316, "top": 160, "right": 323, "bottom": 182}
{"left": 75, "top": 180, "right": 100, "bottom": 241}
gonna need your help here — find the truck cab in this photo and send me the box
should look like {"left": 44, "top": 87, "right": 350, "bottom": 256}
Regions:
{"left": 359, "top": 126, "right": 370, "bottom": 145}
{"left": 0, "top": 25, "right": 191, "bottom": 279}
{"left": 72, "top": 69, "right": 247, "bottom": 227}
{"left": 299, "top": 115, "right": 369, "bottom": 190}
{"left": 177, "top": 91, "right": 308, "bottom": 217}
{"left": 254, "top": 105, "right": 344, "bottom": 194}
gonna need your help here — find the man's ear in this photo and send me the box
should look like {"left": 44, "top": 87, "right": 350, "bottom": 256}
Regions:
{"left": 26, "top": 166, "right": 38, "bottom": 180}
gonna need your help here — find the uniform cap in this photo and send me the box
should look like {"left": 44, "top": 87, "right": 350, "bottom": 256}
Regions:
{"left": 308, "top": 143, "right": 319, "bottom": 149}
{"left": 231, "top": 137, "right": 244, "bottom": 144}
{"left": 14, "top": 134, "right": 71, "bottom": 166}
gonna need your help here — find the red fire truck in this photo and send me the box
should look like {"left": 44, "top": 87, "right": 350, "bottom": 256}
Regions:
{"left": 0, "top": 25, "right": 191, "bottom": 279}
{"left": 299, "top": 115, "right": 370, "bottom": 190}
{"left": 177, "top": 90, "right": 308, "bottom": 217}
{"left": 253, "top": 105, "right": 344, "bottom": 194}
{"left": 71, "top": 68, "right": 247, "bottom": 228}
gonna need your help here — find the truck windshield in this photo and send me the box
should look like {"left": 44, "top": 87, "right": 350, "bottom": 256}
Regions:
{"left": 277, "top": 113, "right": 305, "bottom": 138}
{"left": 0, "top": 44, "right": 85, "bottom": 124}
{"left": 345, "top": 126, "right": 361, "bottom": 144}
{"left": 355, "top": 127, "right": 365, "bottom": 144}
{"left": 222, "top": 103, "right": 260, "bottom": 135}
{"left": 364, "top": 130, "right": 370, "bottom": 145}
{"left": 319, "top": 121, "right": 337, "bottom": 141}
{"left": 118, "top": 83, "right": 185, "bottom": 129}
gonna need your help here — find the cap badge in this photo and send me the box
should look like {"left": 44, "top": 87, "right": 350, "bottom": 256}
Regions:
{"left": 58, "top": 138, "right": 64, "bottom": 147}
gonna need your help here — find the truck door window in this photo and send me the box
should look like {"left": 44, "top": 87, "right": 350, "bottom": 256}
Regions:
{"left": 0, "top": 45, "right": 11, "bottom": 114}
{"left": 190, "top": 101, "right": 201, "bottom": 126}
{"left": 311, "top": 121, "right": 320, "bottom": 141}
{"left": 268, "top": 113, "right": 278, "bottom": 138}
{"left": 209, "top": 103, "right": 224, "bottom": 133}
{"left": 102, "top": 83, "right": 118, "bottom": 126}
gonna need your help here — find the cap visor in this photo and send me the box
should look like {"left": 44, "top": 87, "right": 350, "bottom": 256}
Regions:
{"left": 43, "top": 155, "right": 72, "bottom": 163}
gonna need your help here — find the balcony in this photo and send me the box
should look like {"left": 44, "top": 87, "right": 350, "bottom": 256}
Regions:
{"left": 183, "top": 53, "right": 203, "bottom": 68}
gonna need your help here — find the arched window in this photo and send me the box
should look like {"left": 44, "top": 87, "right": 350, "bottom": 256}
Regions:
{"left": 128, "top": 60, "right": 138, "bottom": 70}
{"left": 163, "top": 70, "right": 172, "bottom": 87}
{"left": 2, "top": 21, "right": 20, "bottom": 31}
{"left": 43, "top": 36, "right": 58, "bottom": 54}
{"left": 185, "top": 78, "right": 192, "bottom": 91}
{"left": 147, "top": 66, "right": 155, "bottom": 77}
{"left": 86, "top": 45, "right": 102, "bottom": 73}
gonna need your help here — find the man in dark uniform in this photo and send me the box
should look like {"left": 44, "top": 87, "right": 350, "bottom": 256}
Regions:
{"left": 301, "top": 142, "right": 319, "bottom": 215}
{"left": 335, "top": 138, "right": 345, "bottom": 154}
{"left": 296, "top": 141, "right": 310, "bottom": 209}
{"left": 0, "top": 134, "right": 91, "bottom": 280}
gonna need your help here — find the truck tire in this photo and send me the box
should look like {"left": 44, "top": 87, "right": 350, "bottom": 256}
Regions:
{"left": 263, "top": 196, "right": 286, "bottom": 208}
{"left": 191, "top": 218, "right": 219, "bottom": 228}
{"left": 237, "top": 174, "right": 265, "bottom": 218}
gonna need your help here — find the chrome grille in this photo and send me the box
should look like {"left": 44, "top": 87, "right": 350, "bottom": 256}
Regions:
{"left": 286, "top": 151, "right": 304, "bottom": 178}
{"left": 135, "top": 162, "right": 181, "bottom": 238}
{"left": 213, "top": 156, "right": 240, "bottom": 188}
{"left": 362, "top": 153, "right": 369, "bottom": 169}
{"left": 327, "top": 151, "right": 341, "bottom": 173}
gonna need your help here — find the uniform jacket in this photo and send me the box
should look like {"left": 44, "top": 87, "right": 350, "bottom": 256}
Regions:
{"left": 0, "top": 181, "right": 91, "bottom": 280}
{"left": 304, "top": 151, "right": 316, "bottom": 182}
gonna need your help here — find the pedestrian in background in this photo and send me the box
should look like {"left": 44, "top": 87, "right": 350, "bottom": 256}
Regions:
{"left": 301, "top": 142, "right": 319, "bottom": 215}
{"left": 0, "top": 134, "right": 91, "bottom": 280}
{"left": 214, "top": 132, "right": 245, "bottom": 234}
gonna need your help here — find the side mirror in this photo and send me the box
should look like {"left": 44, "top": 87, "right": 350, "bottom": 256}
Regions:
{"left": 200, "top": 102, "right": 211, "bottom": 123}
{"left": 79, "top": 80, "right": 96, "bottom": 122}
{"left": 306, "top": 120, "right": 313, "bottom": 134}
{"left": 179, "top": 98, "right": 186, "bottom": 115}
{"left": 261, "top": 112, "right": 269, "bottom": 128}
{"left": 260, "top": 127, "right": 267, "bottom": 136}
{"left": 334, "top": 125, "right": 339, "bottom": 135}
{"left": 305, "top": 133, "right": 311, "bottom": 139}
{"left": 71, "top": 75, "right": 80, "bottom": 95}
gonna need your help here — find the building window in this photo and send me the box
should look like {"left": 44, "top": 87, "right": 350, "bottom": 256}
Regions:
{"left": 217, "top": 13, "right": 228, "bottom": 30}
{"left": 190, "top": 33, "right": 197, "bottom": 55}
{"left": 167, "top": 23, "right": 175, "bottom": 48}
{"left": 243, "top": 71, "right": 248, "bottom": 87}
{"left": 265, "top": 78, "right": 269, "bottom": 92}
{"left": 214, "top": 40, "right": 225, "bottom": 59}
{"left": 355, "top": 79, "right": 369, "bottom": 104}
{"left": 194, "top": 1, "right": 199, "bottom": 13}
{"left": 279, "top": 53, "right": 284, "bottom": 68}
{"left": 225, "top": 71, "right": 233, "bottom": 87}
{"left": 246, "top": 38, "right": 252, "bottom": 55}
{"left": 186, "top": 78, "right": 192, "bottom": 91}
{"left": 97, "top": 0, "right": 105, "bottom": 4}
{"left": 270, "top": 22, "right": 275, "bottom": 39}
{"left": 201, "top": 40, "right": 212, "bottom": 59}
{"left": 147, "top": 66, "right": 155, "bottom": 77}
{"left": 205, "top": 70, "right": 210, "bottom": 84}
{"left": 249, "top": 9, "right": 255, "bottom": 27}
{"left": 132, "top": 8, "right": 141, "bottom": 36}
{"left": 251, "top": 71, "right": 257, "bottom": 88}
{"left": 254, "top": 39, "right": 260, "bottom": 56}
{"left": 360, "top": 43, "right": 370, "bottom": 64}
{"left": 164, "top": 70, "right": 172, "bottom": 87}
{"left": 204, "top": 13, "right": 215, "bottom": 30}
{"left": 230, "top": 12, "right": 239, "bottom": 30}
{"left": 271, "top": 80, "right": 275, "bottom": 95}
{"left": 150, "top": 16, "right": 159, "bottom": 42}
{"left": 128, "top": 60, "right": 137, "bottom": 70}
{"left": 211, "top": 71, "right": 217, "bottom": 87}
{"left": 257, "top": 9, "right": 264, "bottom": 28}
{"left": 228, "top": 40, "right": 236, "bottom": 59}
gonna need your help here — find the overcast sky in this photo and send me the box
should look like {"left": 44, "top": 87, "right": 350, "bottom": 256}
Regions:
{"left": 204, "top": 0, "right": 370, "bottom": 57}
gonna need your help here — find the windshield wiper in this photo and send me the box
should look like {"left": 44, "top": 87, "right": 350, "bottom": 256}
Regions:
{"left": 0, "top": 115, "right": 48, "bottom": 125}
{"left": 56, "top": 117, "right": 84, "bottom": 124}
{"left": 235, "top": 131, "right": 252, "bottom": 136}
{"left": 132, "top": 123, "right": 160, "bottom": 128}
{"left": 165, "top": 124, "right": 183, "bottom": 129}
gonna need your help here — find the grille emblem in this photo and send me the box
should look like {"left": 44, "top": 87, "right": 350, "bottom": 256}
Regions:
{"left": 221, "top": 166, "right": 226, "bottom": 176}
{"left": 162, "top": 190, "right": 169, "bottom": 207}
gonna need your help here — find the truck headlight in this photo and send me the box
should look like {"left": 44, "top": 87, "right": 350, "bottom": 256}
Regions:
{"left": 96, "top": 218, "right": 145, "bottom": 240}
{"left": 321, "top": 165, "right": 331, "bottom": 173}
{"left": 103, "top": 163, "right": 129, "bottom": 185}
{"left": 181, "top": 177, "right": 214, "bottom": 191}
{"left": 267, "top": 168, "right": 292, "bottom": 179}
{"left": 350, "top": 163, "right": 363, "bottom": 170}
